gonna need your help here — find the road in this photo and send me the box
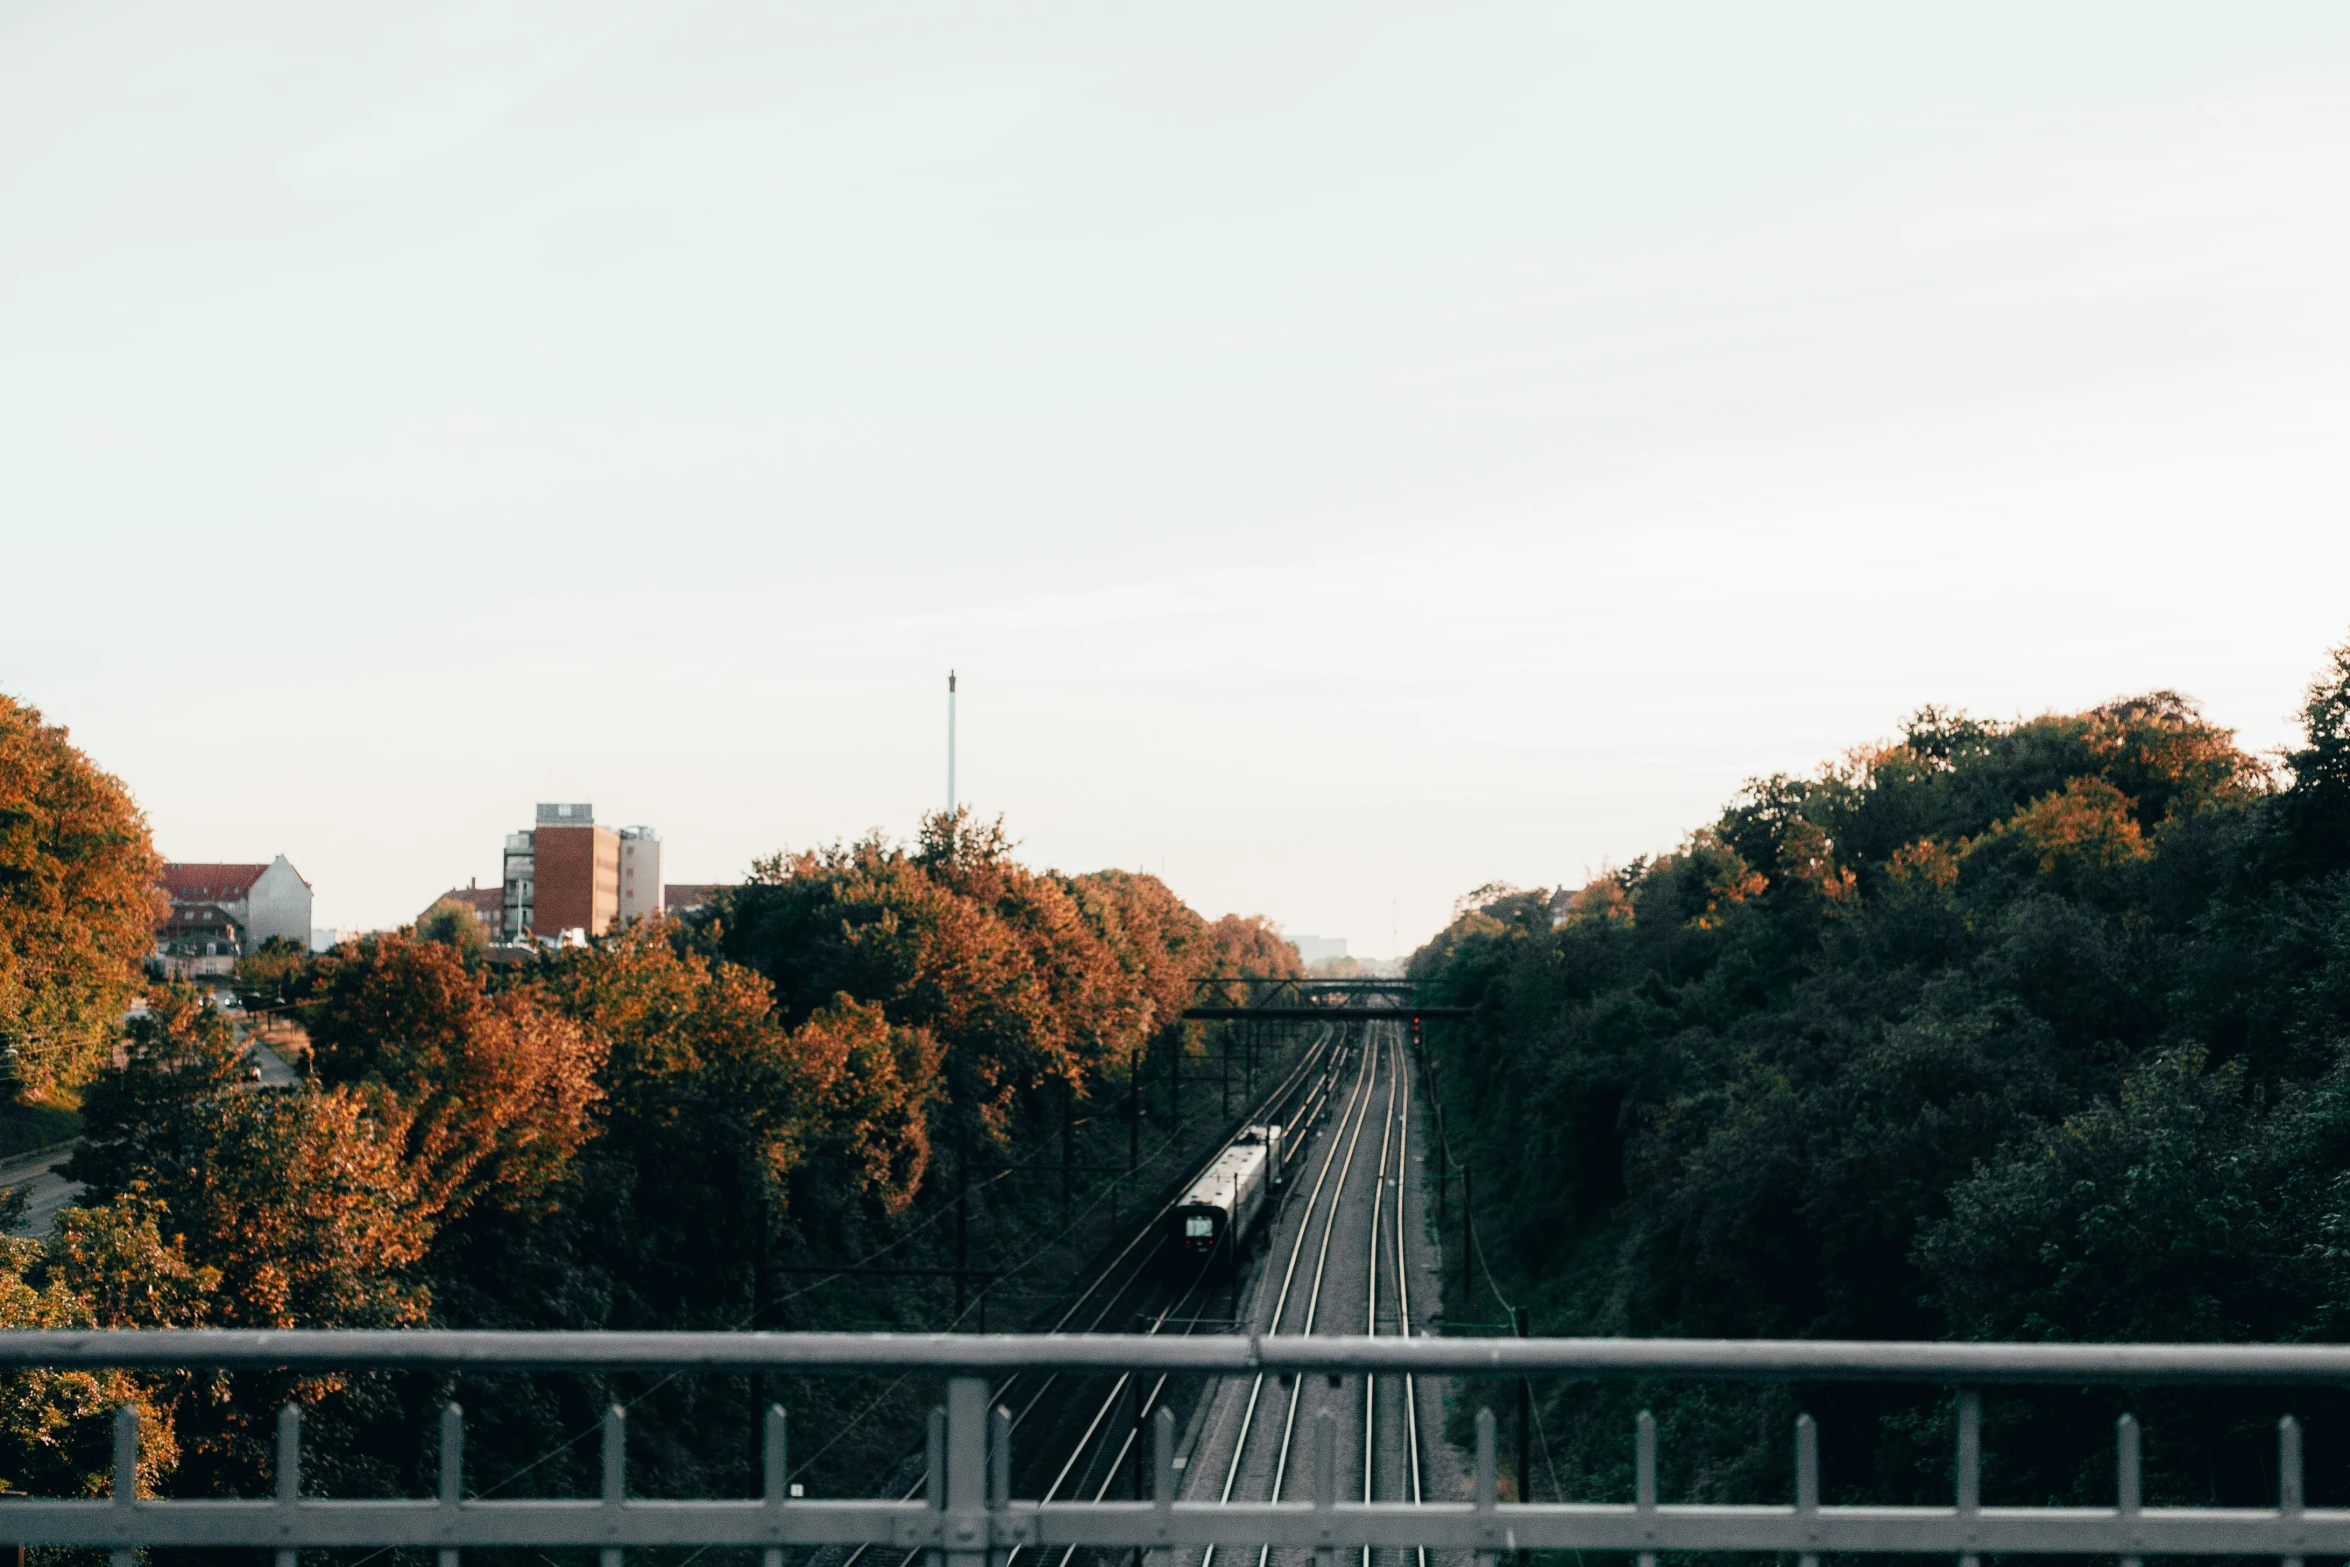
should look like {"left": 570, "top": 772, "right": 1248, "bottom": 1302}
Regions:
{"left": 0, "top": 1018, "right": 296, "bottom": 1240}
{"left": 0, "top": 1142, "right": 84, "bottom": 1240}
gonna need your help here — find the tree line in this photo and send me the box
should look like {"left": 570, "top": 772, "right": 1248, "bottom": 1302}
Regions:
{"left": 0, "top": 689, "right": 1300, "bottom": 1512}
{"left": 1413, "top": 638, "right": 2350, "bottom": 1512}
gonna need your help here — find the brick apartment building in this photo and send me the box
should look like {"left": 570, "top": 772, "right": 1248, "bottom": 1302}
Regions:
{"left": 496, "top": 805, "right": 664, "bottom": 942}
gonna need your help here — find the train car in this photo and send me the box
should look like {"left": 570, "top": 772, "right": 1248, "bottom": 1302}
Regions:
{"left": 1170, "top": 1123, "right": 1284, "bottom": 1264}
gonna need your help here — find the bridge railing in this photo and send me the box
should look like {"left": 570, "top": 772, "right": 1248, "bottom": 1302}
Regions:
{"left": 0, "top": 1331, "right": 2342, "bottom": 1562}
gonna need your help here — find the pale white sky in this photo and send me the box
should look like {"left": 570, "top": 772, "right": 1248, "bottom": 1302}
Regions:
{"left": 6, "top": 4, "right": 2349, "bottom": 953}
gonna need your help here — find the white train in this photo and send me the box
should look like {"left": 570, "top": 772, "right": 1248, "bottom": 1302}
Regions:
{"left": 1170, "top": 1123, "right": 1285, "bottom": 1262}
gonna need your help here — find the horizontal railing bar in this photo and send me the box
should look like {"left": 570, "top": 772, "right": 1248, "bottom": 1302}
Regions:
{"left": 2, "top": 1500, "right": 2343, "bottom": 1554}
{"left": 7, "top": 1331, "right": 2350, "bottom": 1383}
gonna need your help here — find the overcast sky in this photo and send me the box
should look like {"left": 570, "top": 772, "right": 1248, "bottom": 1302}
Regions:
{"left": 7, "top": 3, "right": 2350, "bottom": 953}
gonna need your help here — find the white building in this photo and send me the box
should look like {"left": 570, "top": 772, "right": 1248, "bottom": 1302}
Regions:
{"left": 159, "top": 855, "right": 314, "bottom": 970}
{"left": 618, "top": 826, "right": 662, "bottom": 924}
{"left": 501, "top": 831, "right": 535, "bottom": 942}
{"left": 1291, "top": 934, "right": 1349, "bottom": 965}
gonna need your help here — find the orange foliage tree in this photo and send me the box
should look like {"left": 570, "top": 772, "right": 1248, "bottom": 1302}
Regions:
{"left": 298, "top": 934, "right": 605, "bottom": 1220}
{"left": 0, "top": 693, "right": 163, "bottom": 1100}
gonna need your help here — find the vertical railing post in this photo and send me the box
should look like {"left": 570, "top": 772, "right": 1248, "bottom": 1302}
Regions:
{"left": 2117, "top": 1413, "right": 2142, "bottom": 1567}
{"left": 763, "top": 1404, "right": 789, "bottom": 1567}
{"left": 1314, "top": 1408, "right": 1339, "bottom": 1567}
{"left": 276, "top": 1403, "right": 302, "bottom": 1567}
{"left": 438, "top": 1402, "right": 464, "bottom": 1567}
{"left": 1956, "top": 1388, "right": 1981, "bottom": 1567}
{"left": 110, "top": 1404, "right": 137, "bottom": 1567}
{"left": 1149, "top": 1406, "right": 1175, "bottom": 1567}
{"left": 600, "top": 1404, "right": 627, "bottom": 1567}
{"left": 926, "top": 1406, "right": 948, "bottom": 1567}
{"left": 1796, "top": 1413, "right": 1820, "bottom": 1567}
{"left": 1474, "top": 1407, "right": 1498, "bottom": 1567}
{"left": 2279, "top": 1414, "right": 2305, "bottom": 1567}
{"left": 1635, "top": 1410, "right": 1657, "bottom": 1567}
{"left": 988, "top": 1404, "right": 1012, "bottom": 1567}
{"left": 944, "top": 1376, "right": 988, "bottom": 1567}
{"left": 1513, "top": 1306, "right": 1531, "bottom": 1511}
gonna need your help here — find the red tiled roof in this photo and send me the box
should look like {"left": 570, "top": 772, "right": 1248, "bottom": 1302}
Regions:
{"left": 665, "top": 884, "right": 721, "bottom": 911}
{"left": 163, "top": 863, "right": 267, "bottom": 900}
{"left": 429, "top": 886, "right": 503, "bottom": 922}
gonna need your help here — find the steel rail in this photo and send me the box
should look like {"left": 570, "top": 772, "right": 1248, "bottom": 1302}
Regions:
{"left": 1388, "top": 1026, "right": 1427, "bottom": 1567}
{"left": 845, "top": 1025, "right": 1338, "bottom": 1567}
{"left": 1198, "top": 1030, "right": 1381, "bottom": 1567}
{"left": 1018, "top": 1028, "right": 1336, "bottom": 1490}
{"left": 1203, "top": 1029, "right": 1381, "bottom": 1567}
{"left": 1361, "top": 1024, "right": 1402, "bottom": 1567}
{"left": 1016, "top": 1029, "right": 1353, "bottom": 1567}
{"left": 1250, "top": 1027, "right": 1391, "bottom": 1567}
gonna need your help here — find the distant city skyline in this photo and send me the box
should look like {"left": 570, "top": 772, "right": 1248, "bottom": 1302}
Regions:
{"left": 8, "top": 4, "right": 2350, "bottom": 950}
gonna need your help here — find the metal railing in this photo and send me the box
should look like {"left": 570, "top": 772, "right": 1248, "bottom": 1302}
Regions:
{"left": 1, "top": 1330, "right": 2343, "bottom": 1561}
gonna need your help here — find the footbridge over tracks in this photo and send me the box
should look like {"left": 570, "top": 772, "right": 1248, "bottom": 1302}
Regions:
{"left": 0, "top": 1330, "right": 2335, "bottom": 1564}
{"left": 1181, "top": 977, "right": 1472, "bottom": 1024}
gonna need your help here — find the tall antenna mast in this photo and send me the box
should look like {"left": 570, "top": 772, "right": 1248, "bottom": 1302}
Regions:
{"left": 947, "top": 670, "right": 958, "bottom": 820}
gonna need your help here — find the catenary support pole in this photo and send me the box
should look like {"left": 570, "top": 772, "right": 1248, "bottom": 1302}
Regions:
{"left": 1462, "top": 1168, "right": 1475, "bottom": 1297}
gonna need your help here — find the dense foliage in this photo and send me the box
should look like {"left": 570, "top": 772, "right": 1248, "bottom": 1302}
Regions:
{"left": 1417, "top": 644, "right": 2350, "bottom": 1512}
{"left": 0, "top": 784, "right": 1301, "bottom": 1515}
{"left": 0, "top": 693, "right": 160, "bottom": 1100}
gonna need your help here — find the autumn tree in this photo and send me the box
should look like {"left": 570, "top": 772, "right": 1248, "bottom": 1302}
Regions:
{"left": 721, "top": 813, "right": 1136, "bottom": 1141}
{"left": 0, "top": 1228, "right": 182, "bottom": 1497}
{"left": 0, "top": 693, "right": 162, "bottom": 1100}
{"left": 296, "top": 934, "right": 604, "bottom": 1219}
{"left": 67, "top": 986, "right": 432, "bottom": 1330}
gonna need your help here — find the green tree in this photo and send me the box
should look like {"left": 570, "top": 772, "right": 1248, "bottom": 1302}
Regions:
{"left": 233, "top": 934, "right": 313, "bottom": 1010}
{"left": 1411, "top": 649, "right": 2350, "bottom": 1511}
{"left": 415, "top": 897, "right": 491, "bottom": 966}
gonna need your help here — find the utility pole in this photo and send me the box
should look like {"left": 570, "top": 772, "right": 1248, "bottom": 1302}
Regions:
{"left": 1128, "top": 1044, "right": 1139, "bottom": 1176}
{"left": 1515, "top": 1304, "right": 1532, "bottom": 1522}
{"left": 954, "top": 1140, "right": 970, "bottom": 1323}
{"left": 946, "top": 671, "right": 957, "bottom": 819}
{"left": 1061, "top": 1078, "right": 1074, "bottom": 1227}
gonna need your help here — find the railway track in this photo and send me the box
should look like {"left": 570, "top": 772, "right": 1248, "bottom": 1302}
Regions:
{"left": 830, "top": 1023, "right": 1345, "bottom": 1567}
{"left": 1178, "top": 1017, "right": 1457, "bottom": 1567}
